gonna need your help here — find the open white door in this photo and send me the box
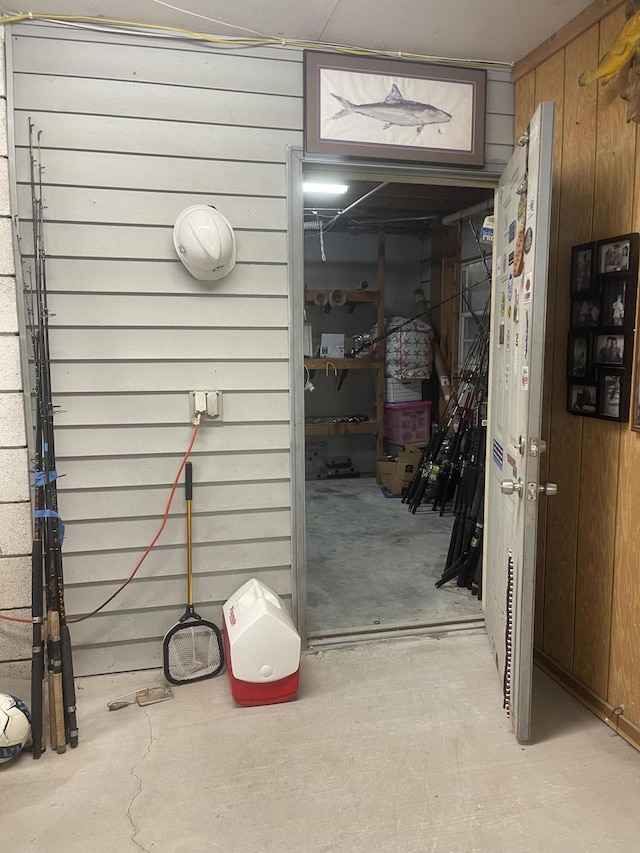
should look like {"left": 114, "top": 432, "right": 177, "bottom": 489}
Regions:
{"left": 484, "top": 102, "right": 556, "bottom": 744}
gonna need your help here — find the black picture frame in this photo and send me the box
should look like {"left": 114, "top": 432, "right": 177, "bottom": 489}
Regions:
{"left": 567, "top": 332, "right": 589, "bottom": 379}
{"left": 601, "top": 279, "right": 626, "bottom": 327}
{"left": 567, "top": 232, "right": 638, "bottom": 422}
{"left": 571, "top": 297, "right": 601, "bottom": 327}
{"left": 632, "top": 371, "right": 640, "bottom": 432}
{"left": 598, "top": 369, "right": 624, "bottom": 420}
{"left": 304, "top": 51, "right": 486, "bottom": 167}
{"left": 571, "top": 243, "right": 594, "bottom": 294}
{"left": 568, "top": 382, "right": 597, "bottom": 416}
{"left": 599, "top": 237, "right": 632, "bottom": 274}
{"left": 593, "top": 332, "right": 625, "bottom": 366}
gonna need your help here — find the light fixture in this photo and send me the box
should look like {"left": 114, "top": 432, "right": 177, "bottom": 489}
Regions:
{"left": 303, "top": 182, "right": 349, "bottom": 195}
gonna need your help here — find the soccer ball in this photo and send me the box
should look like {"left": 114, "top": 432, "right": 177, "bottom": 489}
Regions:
{"left": 0, "top": 693, "right": 32, "bottom": 764}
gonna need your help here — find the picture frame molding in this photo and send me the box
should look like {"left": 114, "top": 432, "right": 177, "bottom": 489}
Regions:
{"left": 598, "top": 368, "right": 625, "bottom": 420}
{"left": 303, "top": 51, "right": 487, "bottom": 168}
{"left": 567, "top": 232, "right": 639, "bottom": 423}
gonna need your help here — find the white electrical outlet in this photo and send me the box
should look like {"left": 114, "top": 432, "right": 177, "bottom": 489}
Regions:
{"left": 189, "top": 390, "right": 222, "bottom": 424}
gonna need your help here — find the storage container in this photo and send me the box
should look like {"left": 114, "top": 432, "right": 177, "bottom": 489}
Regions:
{"left": 377, "top": 445, "right": 422, "bottom": 495}
{"left": 384, "top": 378, "right": 422, "bottom": 403}
{"left": 222, "top": 578, "right": 301, "bottom": 707}
{"left": 383, "top": 401, "right": 432, "bottom": 445}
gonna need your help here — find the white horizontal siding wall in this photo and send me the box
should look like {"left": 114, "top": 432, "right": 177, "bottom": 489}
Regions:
{"left": 485, "top": 68, "right": 515, "bottom": 170}
{"left": 6, "top": 22, "right": 302, "bottom": 675}
{"left": 3, "top": 22, "right": 515, "bottom": 676}
{"left": 0, "top": 27, "right": 32, "bottom": 679}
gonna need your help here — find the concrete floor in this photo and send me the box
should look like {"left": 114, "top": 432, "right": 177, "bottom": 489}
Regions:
{"left": 306, "top": 478, "right": 481, "bottom": 636}
{"left": 2, "top": 631, "right": 640, "bottom": 852}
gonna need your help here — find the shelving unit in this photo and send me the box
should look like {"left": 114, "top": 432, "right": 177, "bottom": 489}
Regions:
{"left": 304, "top": 231, "right": 386, "bottom": 466}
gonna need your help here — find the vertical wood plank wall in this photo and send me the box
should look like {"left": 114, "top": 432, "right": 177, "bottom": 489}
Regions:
{"left": 516, "top": 4, "right": 640, "bottom": 740}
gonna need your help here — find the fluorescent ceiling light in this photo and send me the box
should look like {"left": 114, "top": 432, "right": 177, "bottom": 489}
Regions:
{"left": 303, "top": 182, "right": 349, "bottom": 195}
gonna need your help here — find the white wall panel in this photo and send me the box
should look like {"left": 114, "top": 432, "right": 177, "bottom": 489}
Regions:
{"left": 54, "top": 423, "right": 290, "bottom": 457}
{"left": 67, "top": 568, "right": 292, "bottom": 625}
{"left": 62, "top": 508, "right": 291, "bottom": 554}
{"left": 15, "top": 112, "right": 302, "bottom": 163}
{"left": 46, "top": 328, "right": 287, "bottom": 361}
{"left": 46, "top": 293, "right": 288, "bottom": 329}
{"left": 7, "top": 23, "right": 299, "bottom": 675}
{"left": 18, "top": 222, "right": 286, "bottom": 264}
{"left": 60, "top": 479, "right": 290, "bottom": 521}
{"left": 52, "top": 391, "right": 289, "bottom": 426}
{"left": 13, "top": 75, "right": 302, "bottom": 129}
{"left": 17, "top": 184, "right": 288, "bottom": 228}
{"left": 49, "top": 361, "right": 290, "bottom": 393}
{"left": 56, "top": 450, "right": 290, "bottom": 489}
{"left": 11, "top": 37, "right": 303, "bottom": 95}
{"left": 15, "top": 148, "right": 286, "bottom": 195}
{"left": 62, "top": 538, "right": 292, "bottom": 584}
{"left": 6, "top": 21, "right": 514, "bottom": 675}
{"left": 33, "top": 258, "right": 288, "bottom": 296}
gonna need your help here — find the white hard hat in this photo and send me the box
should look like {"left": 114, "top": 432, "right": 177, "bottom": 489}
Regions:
{"left": 173, "top": 205, "right": 236, "bottom": 281}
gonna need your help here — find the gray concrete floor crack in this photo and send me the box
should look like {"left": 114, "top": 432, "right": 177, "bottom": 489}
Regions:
{"left": 127, "top": 707, "right": 154, "bottom": 853}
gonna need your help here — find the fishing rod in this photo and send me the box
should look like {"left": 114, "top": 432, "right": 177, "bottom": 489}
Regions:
{"left": 402, "top": 311, "right": 489, "bottom": 515}
{"left": 29, "top": 120, "right": 65, "bottom": 753}
{"left": 26, "top": 119, "right": 78, "bottom": 754}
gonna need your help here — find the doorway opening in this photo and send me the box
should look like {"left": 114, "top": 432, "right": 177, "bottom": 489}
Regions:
{"left": 291, "top": 156, "right": 496, "bottom": 644}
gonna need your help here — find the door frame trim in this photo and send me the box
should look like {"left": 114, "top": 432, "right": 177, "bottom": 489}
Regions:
{"left": 286, "top": 146, "right": 502, "bottom": 647}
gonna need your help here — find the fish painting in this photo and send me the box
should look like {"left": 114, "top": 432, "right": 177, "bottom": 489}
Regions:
{"left": 330, "top": 83, "right": 452, "bottom": 135}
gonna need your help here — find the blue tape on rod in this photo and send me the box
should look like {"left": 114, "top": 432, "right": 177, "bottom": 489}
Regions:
{"left": 35, "top": 509, "right": 65, "bottom": 543}
{"left": 31, "top": 470, "right": 58, "bottom": 487}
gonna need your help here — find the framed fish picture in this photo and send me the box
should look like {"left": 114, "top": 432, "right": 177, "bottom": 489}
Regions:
{"left": 304, "top": 52, "right": 486, "bottom": 167}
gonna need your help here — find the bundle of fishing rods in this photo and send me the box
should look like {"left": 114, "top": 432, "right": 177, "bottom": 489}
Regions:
{"left": 401, "top": 295, "right": 490, "bottom": 598}
{"left": 22, "top": 121, "right": 78, "bottom": 757}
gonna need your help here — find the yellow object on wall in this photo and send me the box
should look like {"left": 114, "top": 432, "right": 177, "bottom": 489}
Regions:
{"left": 578, "top": 11, "right": 640, "bottom": 86}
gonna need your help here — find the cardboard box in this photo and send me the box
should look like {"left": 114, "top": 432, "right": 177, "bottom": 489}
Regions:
{"left": 377, "top": 447, "right": 421, "bottom": 495}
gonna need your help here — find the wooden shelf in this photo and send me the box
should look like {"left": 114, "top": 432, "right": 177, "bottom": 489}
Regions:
{"left": 305, "top": 289, "right": 379, "bottom": 304}
{"left": 304, "top": 357, "right": 382, "bottom": 370}
{"left": 304, "top": 231, "right": 386, "bottom": 478}
{"left": 305, "top": 420, "right": 380, "bottom": 436}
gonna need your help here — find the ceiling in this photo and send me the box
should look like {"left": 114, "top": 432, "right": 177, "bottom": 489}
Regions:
{"left": 7, "top": 0, "right": 596, "bottom": 65}
{"left": 5, "top": 0, "right": 596, "bottom": 231}
{"left": 302, "top": 180, "right": 493, "bottom": 235}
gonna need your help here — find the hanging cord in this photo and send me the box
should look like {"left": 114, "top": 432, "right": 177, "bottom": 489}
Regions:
{"left": 0, "top": 418, "right": 202, "bottom": 625}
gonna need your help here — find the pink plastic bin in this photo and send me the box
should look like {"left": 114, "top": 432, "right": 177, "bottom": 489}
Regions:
{"left": 383, "top": 401, "right": 432, "bottom": 445}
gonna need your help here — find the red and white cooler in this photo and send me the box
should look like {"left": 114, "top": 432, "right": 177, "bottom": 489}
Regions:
{"left": 222, "top": 578, "right": 301, "bottom": 707}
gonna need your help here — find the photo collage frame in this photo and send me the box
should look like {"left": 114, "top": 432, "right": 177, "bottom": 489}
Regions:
{"left": 567, "top": 233, "right": 638, "bottom": 422}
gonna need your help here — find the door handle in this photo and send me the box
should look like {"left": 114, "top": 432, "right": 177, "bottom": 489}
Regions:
{"left": 538, "top": 482, "right": 557, "bottom": 496}
{"left": 500, "top": 478, "right": 523, "bottom": 497}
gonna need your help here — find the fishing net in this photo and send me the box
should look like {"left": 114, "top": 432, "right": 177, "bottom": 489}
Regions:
{"left": 164, "top": 620, "right": 223, "bottom": 684}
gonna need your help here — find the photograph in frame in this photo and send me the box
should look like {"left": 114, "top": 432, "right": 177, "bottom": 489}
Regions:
{"left": 600, "top": 238, "right": 631, "bottom": 273}
{"left": 568, "top": 383, "right": 597, "bottom": 415}
{"left": 571, "top": 298, "right": 601, "bottom": 327}
{"left": 602, "top": 280, "right": 626, "bottom": 327}
{"left": 304, "top": 52, "right": 486, "bottom": 167}
{"left": 594, "top": 333, "right": 624, "bottom": 365}
{"left": 571, "top": 244, "right": 594, "bottom": 293}
{"left": 567, "top": 333, "right": 589, "bottom": 379}
{"left": 599, "top": 371, "right": 622, "bottom": 419}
